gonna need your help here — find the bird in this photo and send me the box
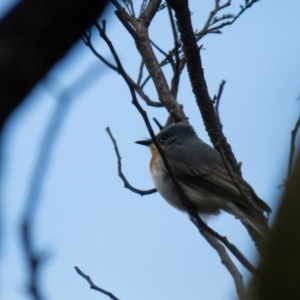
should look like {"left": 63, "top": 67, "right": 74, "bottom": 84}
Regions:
{"left": 136, "top": 122, "right": 271, "bottom": 237}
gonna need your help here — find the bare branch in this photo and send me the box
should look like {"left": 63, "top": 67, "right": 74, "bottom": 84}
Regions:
{"left": 114, "top": 2, "right": 187, "bottom": 121}
{"left": 214, "top": 80, "right": 268, "bottom": 253}
{"left": 21, "top": 221, "right": 44, "bottom": 300}
{"left": 85, "top": 23, "right": 163, "bottom": 107}
{"left": 137, "top": 59, "right": 144, "bottom": 86}
{"left": 288, "top": 116, "right": 300, "bottom": 177}
{"left": 150, "top": 39, "right": 175, "bottom": 70}
{"left": 153, "top": 117, "right": 164, "bottom": 130}
{"left": 121, "top": 0, "right": 136, "bottom": 17}
{"left": 140, "top": 0, "right": 161, "bottom": 21}
{"left": 198, "top": 0, "right": 260, "bottom": 38}
{"left": 202, "top": 0, "right": 231, "bottom": 32}
{"left": 190, "top": 219, "right": 245, "bottom": 300}
{"left": 167, "top": 4, "right": 181, "bottom": 98}
{"left": 167, "top": 0, "right": 241, "bottom": 175}
{"left": 106, "top": 127, "right": 157, "bottom": 195}
{"left": 82, "top": 32, "right": 118, "bottom": 71}
{"left": 75, "top": 267, "right": 120, "bottom": 300}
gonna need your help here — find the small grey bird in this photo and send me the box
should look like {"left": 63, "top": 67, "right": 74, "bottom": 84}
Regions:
{"left": 136, "top": 123, "right": 271, "bottom": 237}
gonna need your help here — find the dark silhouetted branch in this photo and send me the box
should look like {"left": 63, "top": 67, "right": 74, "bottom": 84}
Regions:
{"left": 191, "top": 219, "right": 245, "bottom": 300}
{"left": 75, "top": 267, "right": 120, "bottom": 300}
{"left": 153, "top": 118, "right": 164, "bottom": 130}
{"left": 0, "top": 0, "right": 109, "bottom": 135}
{"left": 167, "top": 0, "right": 241, "bottom": 177}
{"left": 288, "top": 116, "right": 300, "bottom": 178}
{"left": 199, "top": 0, "right": 260, "bottom": 38}
{"left": 106, "top": 127, "right": 157, "bottom": 196}
{"left": 113, "top": 0, "right": 187, "bottom": 122}
{"left": 214, "top": 80, "right": 268, "bottom": 253}
{"left": 85, "top": 24, "right": 163, "bottom": 107}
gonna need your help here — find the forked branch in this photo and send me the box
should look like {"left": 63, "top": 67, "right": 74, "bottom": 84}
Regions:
{"left": 75, "top": 267, "right": 120, "bottom": 300}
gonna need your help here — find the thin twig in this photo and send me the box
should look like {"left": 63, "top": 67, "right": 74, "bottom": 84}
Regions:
{"left": 153, "top": 117, "right": 164, "bottom": 130}
{"left": 128, "top": 0, "right": 136, "bottom": 17}
{"left": 97, "top": 18, "right": 256, "bottom": 275}
{"left": 214, "top": 81, "right": 249, "bottom": 201}
{"left": 167, "top": 3, "right": 181, "bottom": 98}
{"left": 190, "top": 219, "right": 245, "bottom": 300}
{"left": 150, "top": 39, "right": 175, "bottom": 71}
{"left": 139, "top": 0, "right": 148, "bottom": 16}
{"left": 85, "top": 24, "right": 163, "bottom": 107}
{"left": 82, "top": 32, "right": 118, "bottom": 72}
{"left": 113, "top": 1, "right": 187, "bottom": 121}
{"left": 106, "top": 127, "right": 157, "bottom": 195}
{"left": 202, "top": 0, "right": 231, "bottom": 32}
{"left": 75, "top": 267, "right": 120, "bottom": 300}
{"left": 288, "top": 116, "right": 300, "bottom": 177}
{"left": 137, "top": 59, "right": 144, "bottom": 86}
{"left": 198, "top": 0, "right": 259, "bottom": 38}
{"left": 137, "top": 0, "right": 258, "bottom": 96}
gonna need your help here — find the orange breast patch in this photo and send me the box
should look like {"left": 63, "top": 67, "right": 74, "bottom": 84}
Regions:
{"left": 149, "top": 143, "right": 160, "bottom": 172}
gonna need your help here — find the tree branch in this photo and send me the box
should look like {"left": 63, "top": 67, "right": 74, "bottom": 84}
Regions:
{"left": 85, "top": 25, "right": 163, "bottom": 107}
{"left": 288, "top": 116, "right": 300, "bottom": 178}
{"left": 199, "top": 0, "right": 260, "bottom": 38}
{"left": 75, "top": 267, "right": 120, "bottom": 300}
{"left": 106, "top": 127, "right": 157, "bottom": 195}
{"left": 113, "top": 1, "right": 187, "bottom": 122}
{"left": 214, "top": 80, "right": 267, "bottom": 252}
{"left": 191, "top": 219, "right": 245, "bottom": 300}
{"left": 167, "top": 0, "right": 241, "bottom": 176}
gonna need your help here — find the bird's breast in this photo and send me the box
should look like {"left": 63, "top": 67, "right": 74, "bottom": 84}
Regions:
{"left": 149, "top": 150, "right": 221, "bottom": 215}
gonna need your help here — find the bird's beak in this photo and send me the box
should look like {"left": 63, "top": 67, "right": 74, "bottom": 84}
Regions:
{"left": 135, "top": 139, "right": 152, "bottom": 146}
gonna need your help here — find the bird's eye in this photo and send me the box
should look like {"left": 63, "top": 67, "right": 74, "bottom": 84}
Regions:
{"left": 160, "top": 134, "right": 168, "bottom": 142}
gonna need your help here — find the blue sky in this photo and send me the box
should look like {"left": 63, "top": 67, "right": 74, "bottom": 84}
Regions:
{"left": 1, "top": 1, "right": 300, "bottom": 299}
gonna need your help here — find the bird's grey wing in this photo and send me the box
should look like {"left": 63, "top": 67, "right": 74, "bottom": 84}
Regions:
{"left": 165, "top": 140, "right": 271, "bottom": 213}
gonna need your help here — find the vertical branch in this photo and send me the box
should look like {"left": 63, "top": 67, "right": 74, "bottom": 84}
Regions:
{"left": 167, "top": 4, "right": 181, "bottom": 98}
{"left": 20, "top": 65, "right": 101, "bottom": 300}
{"left": 167, "top": 0, "right": 241, "bottom": 175}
